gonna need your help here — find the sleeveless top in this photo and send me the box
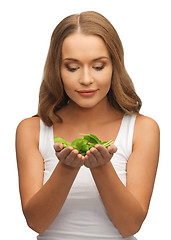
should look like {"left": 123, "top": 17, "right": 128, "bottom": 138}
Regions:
{"left": 37, "top": 114, "right": 137, "bottom": 240}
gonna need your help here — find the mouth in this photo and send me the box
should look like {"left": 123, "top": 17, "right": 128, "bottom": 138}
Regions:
{"left": 76, "top": 89, "right": 98, "bottom": 97}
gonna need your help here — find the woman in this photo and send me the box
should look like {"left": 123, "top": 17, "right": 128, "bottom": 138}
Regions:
{"left": 16, "top": 11, "right": 160, "bottom": 240}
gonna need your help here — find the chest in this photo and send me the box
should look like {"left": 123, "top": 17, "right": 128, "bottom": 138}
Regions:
{"left": 53, "top": 120, "right": 122, "bottom": 144}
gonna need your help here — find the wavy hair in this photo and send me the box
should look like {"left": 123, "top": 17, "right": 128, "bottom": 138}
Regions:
{"left": 38, "top": 11, "right": 142, "bottom": 126}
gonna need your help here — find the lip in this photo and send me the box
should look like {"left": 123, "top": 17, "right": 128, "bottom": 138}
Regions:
{"left": 76, "top": 89, "right": 98, "bottom": 97}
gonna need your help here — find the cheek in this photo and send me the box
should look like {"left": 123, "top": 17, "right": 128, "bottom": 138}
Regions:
{"left": 61, "top": 70, "right": 74, "bottom": 89}
{"left": 98, "top": 70, "right": 112, "bottom": 89}
{"left": 60, "top": 69, "right": 68, "bottom": 84}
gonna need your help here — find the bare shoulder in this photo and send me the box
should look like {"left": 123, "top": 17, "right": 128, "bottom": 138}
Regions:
{"left": 135, "top": 114, "right": 159, "bottom": 131}
{"left": 16, "top": 116, "right": 40, "bottom": 146}
{"left": 133, "top": 114, "right": 160, "bottom": 148}
{"left": 17, "top": 116, "right": 40, "bottom": 130}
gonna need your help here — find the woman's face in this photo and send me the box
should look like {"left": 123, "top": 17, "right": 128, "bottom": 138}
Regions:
{"left": 60, "top": 33, "right": 113, "bottom": 108}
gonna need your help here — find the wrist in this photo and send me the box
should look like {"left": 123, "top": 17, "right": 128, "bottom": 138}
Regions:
{"left": 90, "top": 161, "right": 112, "bottom": 174}
{"left": 58, "top": 161, "right": 81, "bottom": 173}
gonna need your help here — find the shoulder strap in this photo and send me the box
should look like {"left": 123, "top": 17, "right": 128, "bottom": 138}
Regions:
{"left": 115, "top": 114, "right": 137, "bottom": 159}
{"left": 127, "top": 114, "right": 137, "bottom": 155}
{"left": 39, "top": 119, "right": 54, "bottom": 157}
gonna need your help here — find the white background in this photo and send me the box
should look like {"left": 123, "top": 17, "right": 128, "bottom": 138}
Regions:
{"left": 0, "top": 0, "right": 170, "bottom": 239}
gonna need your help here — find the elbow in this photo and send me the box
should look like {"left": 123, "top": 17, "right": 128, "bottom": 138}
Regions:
{"left": 26, "top": 218, "right": 45, "bottom": 234}
{"left": 120, "top": 221, "right": 143, "bottom": 238}
{"left": 23, "top": 206, "right": 46, "bottom": 234}
{"left": 118, "top": 210, "right": 146, "bottom": 238}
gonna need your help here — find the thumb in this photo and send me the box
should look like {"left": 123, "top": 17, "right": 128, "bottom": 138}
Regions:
{"left": 54, "top": 142, "right": 63, "bottom": 152}
{"left": 108, "top": 144, "right": 117, "bottom": 154}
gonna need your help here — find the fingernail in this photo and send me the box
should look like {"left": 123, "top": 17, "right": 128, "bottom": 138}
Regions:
{"left": 73, "top": 149, "right": 78, "bottom": 154}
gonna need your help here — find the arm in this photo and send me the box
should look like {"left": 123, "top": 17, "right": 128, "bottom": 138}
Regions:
{"left": 87, "top": 115, "right": 160, "bottom": 237}
{"left": 16, "top": 117, "right": 82, "bottom": 234}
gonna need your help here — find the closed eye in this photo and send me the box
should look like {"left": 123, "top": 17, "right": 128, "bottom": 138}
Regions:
{"left": 67, "top": 67, "right": 79, "bottom": 72}
{"left": 65, "top": 63, "right": 80, "bottom": 72}
{"left": 64, "top": 63, "right": 105, "bottom": 72}
{"left": 93, "top": 66, "right": 105, "bottom": 71}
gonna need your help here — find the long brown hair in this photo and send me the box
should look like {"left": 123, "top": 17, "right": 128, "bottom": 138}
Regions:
{"left": 38, "top": 11, "right": 142, "bottom": 126}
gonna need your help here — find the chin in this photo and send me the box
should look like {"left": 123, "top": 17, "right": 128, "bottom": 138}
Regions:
{"left": 76, "top": 99, "right": 104, "bottom": 109}
{"left": 77, "top": 102, "right": 97, "bottom": 109}
{"left": 69, "top": 95, "right": 107, "bottom": 109}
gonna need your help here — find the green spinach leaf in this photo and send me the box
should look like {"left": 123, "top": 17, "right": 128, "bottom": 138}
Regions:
{"left": 54, "top": 134, "right": 114, "bottom": 156}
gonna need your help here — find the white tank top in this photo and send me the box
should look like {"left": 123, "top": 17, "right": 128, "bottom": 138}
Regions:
{"left": 37, "top": 114, "right": 137, "bottom": 240}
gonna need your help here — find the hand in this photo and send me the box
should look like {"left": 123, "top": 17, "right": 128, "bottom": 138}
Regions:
{"left": 54, "top": 143, "right": 85, "bottom": 168}
{"left": 83, "top": 144, "right": 117, "bottom": 169}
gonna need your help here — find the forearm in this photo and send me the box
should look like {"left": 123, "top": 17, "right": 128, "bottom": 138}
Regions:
{"left": 23, "top": 161, "right": 80, "bottom": 234}
{"left": 91, "top": 162, "right": 145, "bottom": 238}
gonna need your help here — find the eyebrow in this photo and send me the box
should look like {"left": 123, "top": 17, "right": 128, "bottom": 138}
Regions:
{"left": 63, "top": 56, "right": 109, "bottom": 62}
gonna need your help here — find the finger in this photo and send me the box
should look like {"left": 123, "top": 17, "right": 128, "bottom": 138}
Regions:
{"left": 54, "top": 142, "right": 63, "bottom": 152}
{"left": 94, "top": 145, "right": 110, "bottom": 159}
{"left": 56, "top": 146, "right": 73, "bottom": 160}
{"left": 90, "top": 147, "right": 103, "bottom": 160}
{"left": 85, "top": 150, "right": 98, "bottom": 168}
{"left": 78, "top": 154, "right": 86, "bottom": 162}
{"left": 65, "top": 149, "right": 79, "bottom": 165}
{"left": 107, "top": 144, "right": 117, "bottom": 154}
{"left": 81, "top": 155, "right": 86, "bottom": 161}
{"left": 90, "top": 146, "right": 107, "bottom": 166}
{"left": 72, "top": 154, "right": 84, "bottom": 168}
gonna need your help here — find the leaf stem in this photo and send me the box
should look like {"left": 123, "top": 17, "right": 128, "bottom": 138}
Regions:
{"left": 103, "top": 140, "right": 114, "bottom": 148}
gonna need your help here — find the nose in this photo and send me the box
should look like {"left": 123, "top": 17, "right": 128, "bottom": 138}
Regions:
{"left": 79, "top": 66, "right": 94, "bottom": 85}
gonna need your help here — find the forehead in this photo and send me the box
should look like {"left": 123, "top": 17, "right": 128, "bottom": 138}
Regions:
{"left": 61, "top": 33, "right": 110, "bottom": 60}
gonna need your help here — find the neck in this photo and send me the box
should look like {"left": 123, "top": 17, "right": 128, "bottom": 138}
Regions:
{"left": 61, "top": 97, "right": 120, "bottom": 127}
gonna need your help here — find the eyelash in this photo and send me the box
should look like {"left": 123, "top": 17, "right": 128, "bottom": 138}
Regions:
{"left": 66, "top": 65, "right": 105, "bottom": 72}
{"left": 67, "top": 67, "right": 79, "bottom": 72}
{"left": 94, "top": 66, "right": 105, "bottom": 71}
